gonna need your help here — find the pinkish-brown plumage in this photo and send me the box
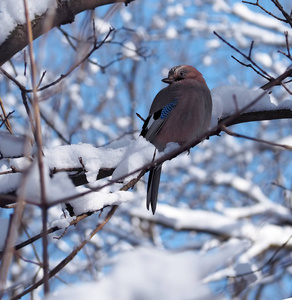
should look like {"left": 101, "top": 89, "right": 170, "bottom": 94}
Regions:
{"left": 141, "top": 65, "right": 212, "bottom": 214}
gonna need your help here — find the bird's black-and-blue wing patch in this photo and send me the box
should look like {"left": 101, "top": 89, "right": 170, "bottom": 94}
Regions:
{"left": 141, "top": 98, "right": 178, "bottom": 143}
{"left": 160, "top": 98, "right": 178, "bottom": 119}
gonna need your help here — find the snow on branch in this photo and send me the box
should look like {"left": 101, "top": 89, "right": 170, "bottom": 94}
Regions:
{"left": 1, "top": 85, "right": 292, "bottom": 209}
{"left": 0, "top": 0, "right": 135, "bottom": 66}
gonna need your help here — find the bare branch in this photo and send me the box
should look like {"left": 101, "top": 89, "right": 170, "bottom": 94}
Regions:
{"left": 222, "top": 125, "right": 292, "bottom": 150}
{"left": 271, "top": 0, "right": 292, "bottom": 27}
{"left": 242, "top": 1, "right": 288, "bottom": 22}
{"left": 228, "top": 235, "right": 292, "bottom": 278}
{"left": 0, "top": 108, "right": 14, "bottom": 134}
{"left": 278, "top": 31, "right": 292, "bottom": 60}
{"left": 10, "top": 204, "right": 118, "bottom": 300}
{"left": 27, "top": 27, "right": 115, "bottom": 92}
{"left": 214, "top": 31, "right": 272, "bottom": 80}
{"left": 260, "top": 67, "right": 292, "bottom": 90}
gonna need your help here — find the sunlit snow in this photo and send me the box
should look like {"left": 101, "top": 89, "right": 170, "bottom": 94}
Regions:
{"left": 0, "top": 0, "right": 56, "bottom": 45}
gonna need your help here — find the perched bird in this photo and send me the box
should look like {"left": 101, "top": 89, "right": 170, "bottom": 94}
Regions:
{"left": 140, "top": 65, "right": 212, "bottom": 214}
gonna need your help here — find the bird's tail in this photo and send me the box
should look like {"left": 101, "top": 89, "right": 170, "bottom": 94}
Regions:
{"left": 146, "top": 164, "right": 162, "bottom": 214}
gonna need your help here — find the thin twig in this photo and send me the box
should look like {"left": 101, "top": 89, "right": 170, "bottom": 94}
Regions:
{"left": 284, "top": 31, "right": 291, "bottom": 59}
{"left": 0, "top": 67, "right": 26, "bottom": 90}
{"left": 228, "top": 235, "right": 292, "bottom": 278}
{"left": 0, "top": 166, "right": 145, "bottom": 259}
{"left": 37, "top": 71, "right": 47, "bottom": 89}
{"left": 242, "top": 1, "right": 287, "bottom": 22}
{"left": 0, "top": 218, "right": 80, "bottom": 259}
{"left": 222, "top": 125, "right": 292, "bottom": 150}
{"left": 136, "top": 112, "right": 146, "bottom": 122}
{"left": 0, "top": 106, "right": 14, "bottom": 134}
{"left": 0, "top": 163, "right": 31, "bottom": 295}
{"left": 271, "top": 0, "right": 292, "bottom": 27}
{"left": 272, "top": 181, "right": 292, "bottom": 192}
{"left": 57, "top": 27, "right": 78, "bottom": 50}
{"left": 248, "top": 40, "right": 254, "bottom": 58}
{"left": 214, "top": 31, "right": 292, "bottom": 90}
{"left": 21, "top": 91, "right": 37, "bottom": 143}
{"left": 0, "top": 28, "right": 114, "bottom": 94}
{"left": 23, "top": 0, "right": 49, "bottom": 293}
{"left": 260, "top": 67, "right": 292, "bottom": 90}
{"left": 27, "top": 27, "right": 115, "bottom": 92}
{"left": 10, "top": 205, "right": 118, "bottom": 300}
{"left": 214, "top": 31, "right": 272, "bottom": 80}
{"left": 23, "top": 50, "right": 27, "bottom": 76}
{"left": 0, "top": 167, "right": 19, "bottom": 176}
{"left": 231, "top": 55, "right": 270, "bottom": 79}
{"left": 278, "top": 31, "right": 292, "bottom": 60}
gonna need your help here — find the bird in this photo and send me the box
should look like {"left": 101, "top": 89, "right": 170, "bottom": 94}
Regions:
{"left": 140, "top": 65, "right": 212, "bottom": 214}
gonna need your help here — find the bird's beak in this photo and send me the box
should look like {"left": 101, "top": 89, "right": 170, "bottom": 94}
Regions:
{"left": 162, "top": 77, "right": 174, "bottom": 84}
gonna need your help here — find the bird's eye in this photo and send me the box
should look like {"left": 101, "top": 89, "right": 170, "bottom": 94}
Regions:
{"left": 176, "top": 70, "right": 185, "bottom": 80}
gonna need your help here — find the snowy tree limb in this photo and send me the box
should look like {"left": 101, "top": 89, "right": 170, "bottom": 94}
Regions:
{"left": 1, "top": 102, "right": 292, "bottom": 201}
{"left": 0, "top": 0, "right": 134, "bottom": 66}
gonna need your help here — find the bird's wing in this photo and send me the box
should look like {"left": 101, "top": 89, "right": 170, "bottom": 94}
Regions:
{"left": 141, "top": 98, "right": 178, "bottom": 143}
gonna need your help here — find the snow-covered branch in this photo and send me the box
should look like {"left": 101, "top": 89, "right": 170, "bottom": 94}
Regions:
{"left": 0, "top": 0, "right": 134, "bottom": 66}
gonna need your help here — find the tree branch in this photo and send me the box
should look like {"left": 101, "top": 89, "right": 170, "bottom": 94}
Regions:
{"left": 0, "top": 0, "right": 134, "bottom": 66}
{"left": 10, "top": 204, "right": 118, "bottom": 300}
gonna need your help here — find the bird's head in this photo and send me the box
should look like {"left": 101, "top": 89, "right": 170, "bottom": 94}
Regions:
{"left": 162, "top": 65, "right": 206, "bottom": 84}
